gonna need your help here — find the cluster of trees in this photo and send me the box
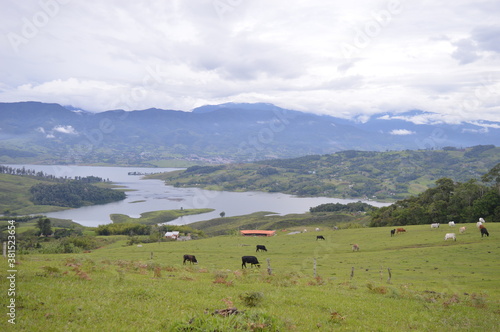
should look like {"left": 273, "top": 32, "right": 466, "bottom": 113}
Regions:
{"left": 369, "top": 164, "right": 500, "bottom": 226}
{"left": 95, "top": 223, "right": 151, "bottom": 236}
{"left": 310, "top": 201, "right": 375, "bottom": 213}
{"left": 30, "top": 182, "right": 126, "bottom": 208}
{"left": 95, "top": 222, "right": 204, "bottom": 239}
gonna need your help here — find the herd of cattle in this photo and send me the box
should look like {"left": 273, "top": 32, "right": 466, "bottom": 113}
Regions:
{"left": 181, "top": 218, "right": 491, "bottom": 267}
{"left": 390, "top": 217, "right": 491, "bottom": 242}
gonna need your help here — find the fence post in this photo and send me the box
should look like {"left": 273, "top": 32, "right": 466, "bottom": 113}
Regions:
{"left": 387, "top": 267, "right": 392, "bottom": 283}
{"left": 313, "top": 258, "right": 317, "bottom": 277}
{"left": 267, "top": 258, "right": 272, "bottom": 275}
{"left": 350, "top": 266, "right": 354, "bottom": 280}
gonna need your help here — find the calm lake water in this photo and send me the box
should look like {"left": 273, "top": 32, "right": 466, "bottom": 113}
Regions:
{"left": 8, "top": 164, "right": 390, "bottom": 227}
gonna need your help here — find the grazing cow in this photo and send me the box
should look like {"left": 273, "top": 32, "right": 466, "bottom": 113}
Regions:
{"left": 183, "top": 254, "right": 198, "bottom": 265}
{"left": 459, "top": 226, "right": 466, "bottom": 233}
{"left": 390, "top": 229, "right": 396, "bottom": 237}
{"left": 351, "top": 244, "right": 360, "bottom": 251}
{"left": 316, "top": 235, "right": 325, "bottom": 240}
{"left": 448, "top": 221, "right": 455, "bottom": 227}
{"left": 396, "top": 228, "right": 406, "bottom": 234}
{"left": 444, "top": 233, "right": 456, "bottom": 241}
{"left": 480, "top": 227, "right": 489, "bottom": 237}
{"left": 315, "top": 228, "right": 321, "bottom": 231}
{"left": 256, "top": 245, "right": 267, "bottom": 252}
{"left": 431, "top": 223, "right": 440, "bottom": 229}
{"left": 241, "top": 256, "right": 260, "bottom": 268}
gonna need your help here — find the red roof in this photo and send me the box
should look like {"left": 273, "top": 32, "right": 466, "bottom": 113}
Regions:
{"left": 240, "top": 230, "right": 276, "bottom": 236}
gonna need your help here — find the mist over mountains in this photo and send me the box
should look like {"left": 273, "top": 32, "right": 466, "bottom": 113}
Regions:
{"left": 0, "top": 101, "right": 498, "bottom": 165}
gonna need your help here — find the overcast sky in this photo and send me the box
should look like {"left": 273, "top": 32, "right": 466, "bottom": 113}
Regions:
{"left": 1, "top": 0, "right": 499, "bottom": 123}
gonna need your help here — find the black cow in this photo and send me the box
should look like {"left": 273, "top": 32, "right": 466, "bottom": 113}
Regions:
{"left": 256, "top": 245, "right": 267, "bottom": 252}
{"left": 390, "top": 229, "right": 396, "bottom": 237}
{"left": 481, "top": 227, "right": 490, "bottom": 237}
{"left": 183, "top": 254, "right": 198, "bottom": 265}
{"left": 316, "top": 235, "right": 325, "bottom": 240}
{"left": 241, "top": 256, "right": 260, "bottom": 268}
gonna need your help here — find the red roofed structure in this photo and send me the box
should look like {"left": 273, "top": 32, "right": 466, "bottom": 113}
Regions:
{"left": 240, "top": 230, "right": 276, "bottom": 237}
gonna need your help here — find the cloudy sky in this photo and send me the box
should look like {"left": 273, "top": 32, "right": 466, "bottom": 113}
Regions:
{"left": 1, "top": 0, "right": 499, "bottom": 123}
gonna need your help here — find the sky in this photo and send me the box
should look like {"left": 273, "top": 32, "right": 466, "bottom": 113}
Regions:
{"left": 1, "top": 0, "right": 499, "bottom": 123}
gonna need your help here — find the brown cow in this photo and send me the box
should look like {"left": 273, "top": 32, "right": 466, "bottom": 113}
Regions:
{"left": 396, "top": 228, "right": 406, "bottom": 234}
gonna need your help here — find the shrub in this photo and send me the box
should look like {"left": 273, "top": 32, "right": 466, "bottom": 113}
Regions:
{"left": 239, "top": 292, "right": 264, "bottom": 307}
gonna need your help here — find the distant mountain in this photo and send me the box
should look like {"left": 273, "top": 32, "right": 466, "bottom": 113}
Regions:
{"left": 0, "top": 101, "right": 498, "bottom": 165}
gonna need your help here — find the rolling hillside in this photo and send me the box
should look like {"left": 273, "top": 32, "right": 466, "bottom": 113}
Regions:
{"left": 148, "top": 145, "right": 500, "bottom": 200}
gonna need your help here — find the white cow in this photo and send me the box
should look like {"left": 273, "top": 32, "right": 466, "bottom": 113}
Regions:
{"left": 431, "top": 223, "right": 440, "bottom": 228}
{"left": 459, "top": 226, "right": 466, "bottom": 233}
{"left": 448, "top": 221, "right": 455, "bottom": 227}
{"left": 444, "top": 233, "right": 456, "bottom": 241}
{"left": 479, "top": 217, "right": 485, "bottom": 223}
{"left": 476, "top": 221, "right": 483, "bottom": 228}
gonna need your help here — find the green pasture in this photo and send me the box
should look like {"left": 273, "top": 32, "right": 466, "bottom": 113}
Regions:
{"left": 2, "top": 223, "right": 499, "bottom": 331}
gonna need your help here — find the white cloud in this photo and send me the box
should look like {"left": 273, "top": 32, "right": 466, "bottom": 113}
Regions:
{"left": 0, "top": 0, "right": 499, "bottom": 123}
{"left": 53, "top": 125, "right": 78, "bottom": 135}
{"left": 390, "top": 129, "right": 416, "bottom": 135}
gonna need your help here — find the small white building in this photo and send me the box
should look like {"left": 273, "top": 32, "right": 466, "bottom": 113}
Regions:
{"left": 164, "top": 231, "right": 180, "bottom": 239}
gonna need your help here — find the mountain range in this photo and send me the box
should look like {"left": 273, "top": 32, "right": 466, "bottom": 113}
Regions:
{"left": 0, "top": 101, "right": 498, "bottom": 165}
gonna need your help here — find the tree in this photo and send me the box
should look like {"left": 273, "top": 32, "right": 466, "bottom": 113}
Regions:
{"left": 482, "top": 163, "right": 500, "bottom": 194}
{"left": 37, "top": 217, "right": 52, "bottom": 236}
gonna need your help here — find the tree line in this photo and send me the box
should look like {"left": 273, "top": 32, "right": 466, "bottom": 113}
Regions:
{"left": 0, "top": 165, "right": 109, "bottom": 183}
{"left": 30, "top": 182, "right": 126, "bottom": 208}
{"left": 369, "top": 163, "right": 500, "bottom": 226}
{"left": 310, "top": 201, "right": 375, "bottom": 213}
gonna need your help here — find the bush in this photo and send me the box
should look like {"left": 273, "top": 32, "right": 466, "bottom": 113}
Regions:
{"left": 239, "top": 292, "right": 264, "bottom": 307}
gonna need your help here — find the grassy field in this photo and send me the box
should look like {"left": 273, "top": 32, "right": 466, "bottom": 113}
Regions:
{"left": 2, "top": 222, "right": 500, "bottom": 331}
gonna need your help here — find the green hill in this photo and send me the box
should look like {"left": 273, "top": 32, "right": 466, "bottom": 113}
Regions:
{"left": 147, "top": 145, "right": 500, "bottom": 201}
{"left": 0, "top": 172, "right": 125, "bottom": 215}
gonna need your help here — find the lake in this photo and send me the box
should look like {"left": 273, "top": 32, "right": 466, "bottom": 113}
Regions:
{"left": 7, "top": 164, "right": 390, "bottom": 227}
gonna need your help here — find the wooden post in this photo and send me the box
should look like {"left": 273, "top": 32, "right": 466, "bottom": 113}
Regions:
{"left": 387, "top": 267, "right": 392, "bottom": 283}
{"left": 2, "top": 242, "right": 6, "bottom": 258}
{"left": 380, "top": 266, "right": 383, "bottom": 282}
{"left": 267, "top": 258, "right": 272, "bottom": 275}
{"left": 150, "top": 252, "right": 154, "bottom": 260}
{"left": 313, "top": 258, "right": 317, "bottom": 277}
{"left": 350, "top": 266, "right": 354, "bottom": 280}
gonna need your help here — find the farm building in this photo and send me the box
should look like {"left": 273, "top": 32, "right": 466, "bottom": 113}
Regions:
{"left": 164, "top": 231, "right": 180, "bottom": 239}
{"left": 240, "top": 230, "right": 276, "bottom": 237}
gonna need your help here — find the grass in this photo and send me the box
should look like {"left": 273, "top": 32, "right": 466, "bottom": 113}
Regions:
{"left": 2, "top": 222, "right": 499, "bottom": 331}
